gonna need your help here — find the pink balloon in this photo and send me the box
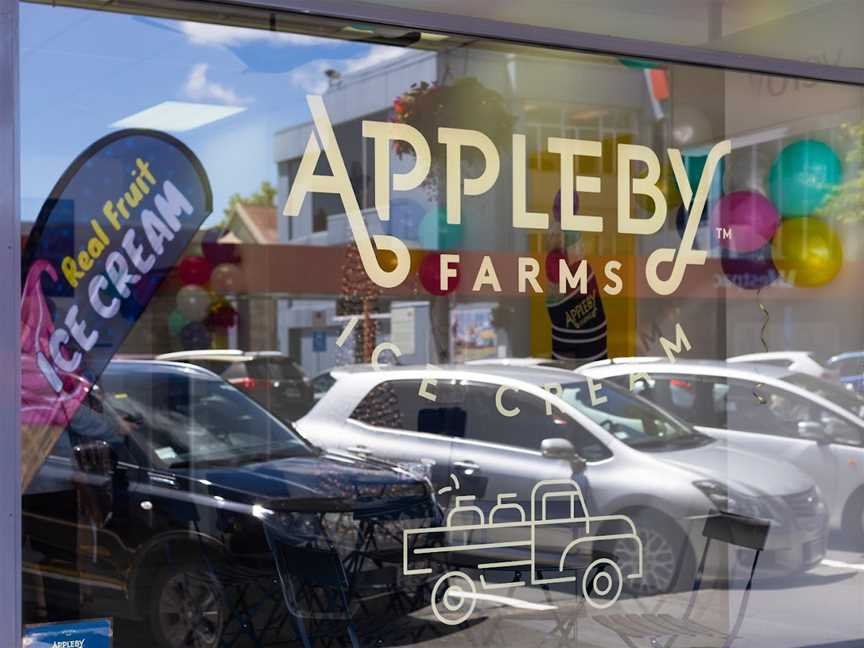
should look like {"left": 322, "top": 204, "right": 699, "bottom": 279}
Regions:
{"left": 710, "top": 190, "right": 780, "bottom": 253}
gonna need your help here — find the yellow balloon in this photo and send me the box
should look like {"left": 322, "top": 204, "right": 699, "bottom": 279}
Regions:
{"left": 771, "top": 217, "right": 842, "bottom": 287}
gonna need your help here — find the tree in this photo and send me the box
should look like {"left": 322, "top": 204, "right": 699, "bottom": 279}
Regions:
{"left": 221, "top": 180, "right": 277, "bottom": 225}
{"left": 817, "top": 122, "right": 864, "bottom": 223}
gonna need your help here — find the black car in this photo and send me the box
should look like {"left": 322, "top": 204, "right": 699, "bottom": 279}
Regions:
{"left": 23, "top": 360, "right": 440, "bottom": 647}
{"left": 156, "top": 350, "right": 316, "bottom": 422}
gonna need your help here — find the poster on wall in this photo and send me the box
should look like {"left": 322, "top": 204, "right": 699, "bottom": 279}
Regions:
{"left": 23, "top": 618, "right": 112, "bottom": 647}
{"left": 20, "top": 129, "right": 212, "bottom": 489}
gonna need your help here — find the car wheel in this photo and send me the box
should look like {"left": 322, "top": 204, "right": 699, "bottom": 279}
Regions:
{"left": 844, "top": 490, "right": 864, "bottom": 545}
{"left": 614, "top": 514, "right": 694, "bottom": 596}
{"left": 148, "top": 564, "right": 224, "bottom": 648}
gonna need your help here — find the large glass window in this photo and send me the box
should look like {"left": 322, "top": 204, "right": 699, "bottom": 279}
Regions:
{"left": 18, "top": 1, "right": 864, "bottom": 645}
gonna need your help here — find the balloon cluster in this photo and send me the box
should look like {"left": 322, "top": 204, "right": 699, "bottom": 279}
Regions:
{"left": 712, "top": 139, "right": 843, "bottom": 290}
{"left": 169, "top": 238, "right": 243, "bottom": 349}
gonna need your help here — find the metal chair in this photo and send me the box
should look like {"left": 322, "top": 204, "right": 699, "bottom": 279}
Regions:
{"left": 592, "top": 512, "right": 770, "bottom": 648}
{"left": 263, "top": 520, "right": 360, "bottom": 648}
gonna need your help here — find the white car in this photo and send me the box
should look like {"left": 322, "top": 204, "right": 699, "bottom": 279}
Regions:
{"left": 579, "top": 359, "right": 864, "bottom": 538}
{"left": 299, "top": 364, "right": 828, "bottom": 594}
{"left": 728, "top": 351, "right": 836, "bottom": 381}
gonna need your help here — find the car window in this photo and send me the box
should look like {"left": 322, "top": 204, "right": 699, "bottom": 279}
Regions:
{"left": 561, "top": 381, "right": 705, "bottom": 453}
{"left": 831, "top": 358, "right": 863, "bottom": 376}
{"left": 616, "top": 374, "right": 721, "bottom": 429}
{"left": 220, "top": 361, "right": 247, "bottom": 380}
{"left": 311, "top": 372, "right": 336, "bottom": 400}
{"left": 248, "top": 358, "right": 305, "bottom": 380}
{"left": 834, "top": 357, "right": 864, "bottom": 376}
{"left": 97, "top": 370, "right": 313, "bottom": 468}
{"left": 50, "top": 389, "right": 135, "bottom": 464}
{"left": 350, "top": 379, "right": 465, "bottom": 436}
{"left": 708, "top": 378, "right": 862, "bottom": 445}
{"left": 783, "top": 373, "right": 864, "bottom": 418}
{"left": 455, "top": 382, "right": 613, "bottom": 461}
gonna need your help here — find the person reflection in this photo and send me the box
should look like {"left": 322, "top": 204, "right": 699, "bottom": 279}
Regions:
{"left": 24, "top": 386, "right": 129, "bottom": 624}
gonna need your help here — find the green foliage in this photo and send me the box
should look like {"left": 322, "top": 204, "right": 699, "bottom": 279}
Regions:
{"left": 817, "top": 123, "right": 864, "bottom": 223}
{"left": 220, "top": 180, "right": 278, "bottom": 225}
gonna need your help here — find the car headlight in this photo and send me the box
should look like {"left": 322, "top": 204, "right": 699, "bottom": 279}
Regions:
{"left": 693, "top": 480, "right": 779, "bottom": 524}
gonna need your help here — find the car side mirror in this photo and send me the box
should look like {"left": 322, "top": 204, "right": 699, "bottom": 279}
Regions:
{"left": 797, "top": 421, "right": 830, "bottom": 445}
{"left": 541, "top": 438, "right": 586, "bottom": 473}
{"left": 73, "top": 440, "right": 116, "bottom": 475}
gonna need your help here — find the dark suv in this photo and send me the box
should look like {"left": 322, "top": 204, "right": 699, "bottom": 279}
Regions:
{"left": 23, "top": 360, "right": 439, "bottom": 647}
{"left": 157, "top": 350, "right": 316, "bottom": 422}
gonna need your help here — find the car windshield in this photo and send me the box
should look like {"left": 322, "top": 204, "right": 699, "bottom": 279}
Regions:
{"left": 248, "top": 357, "right": 305, "bottom": 380}
{"left": 559, "top": 380, "right": 712, "bottom": 451}
{"left": 784, "top": 373, "right": 864, "bottom": 418}
{"left": 98, "top": 368, "right": 315, "bottom": 468}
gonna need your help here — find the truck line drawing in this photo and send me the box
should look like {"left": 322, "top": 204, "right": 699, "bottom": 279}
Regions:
{"left": 403, "top": 479, "right": 643, "bottom": 625}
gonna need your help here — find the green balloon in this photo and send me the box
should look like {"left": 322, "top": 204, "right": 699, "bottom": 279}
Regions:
{"left": 168, "top": 309, "right": 189, "bottom": 337}
{"left": 767, "top": 139, "right": 841, "bottom": 217}
{"left": 419, "top": 206, "right": 463, "bottom": 250}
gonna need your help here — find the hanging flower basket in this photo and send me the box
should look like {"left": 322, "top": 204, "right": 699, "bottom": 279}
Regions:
{"left": 391, "top": 77, "right": 516, "bottom": 189}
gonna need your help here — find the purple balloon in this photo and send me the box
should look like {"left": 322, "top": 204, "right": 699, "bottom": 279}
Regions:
{"left": 553, "top": 190, "right": 580, "bottom": 222}
{"left": 721, "top": 244, "right": 778, "bottom": 290}
{"left": 710, "top": 190, "right": 780, "bottom": 253}
{"left": 180, "top": 321, "right": 212, "bottom": 350}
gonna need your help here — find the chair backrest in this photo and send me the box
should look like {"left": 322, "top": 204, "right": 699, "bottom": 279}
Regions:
{"left": 702, "top": 512, "right": 769, "bottom": 551}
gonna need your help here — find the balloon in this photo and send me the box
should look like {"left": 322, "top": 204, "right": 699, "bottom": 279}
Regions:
{"left": 672, "top": 105, "right": 713, "bottom": 147}
{"left": 675, "top": 205, "right": 711, "bottom": 251}
{"left": 202, "top": 241, "right": 241, "bottom": 265}
{"left": 180, "top": 321, "right": 212, "bottom": 350}
{"left": 418, "top": 206, "right": 463, "bottom": 250}
{"left": 636, "top": 160, "right": 682, "bottom": 213}
{"left": 771, "top": 217, "right": 843, "bottom": 287}
{"left": 552, "top": 191, "right": 580, "bottom": 223}
{"left": 176, "top": 284, "right": 211, "bottom": 321}
{"left": 210, "top": 263, "right": 244, "bottom": 296}
{"left": 168, "top": 309, "right": 188, "bottom": 337}
{"left": 206, "top": 299, "right": 238, "bottom": 328}
{"left": 419, "top": 252, "right": 459, "bottom": 295}
{"left": 768, "top": 140, "right": 842, "bottom": 217}
{"left": 710, "top": 191, "right": 780, "bottom": 253}
{"left": 177, "top": 255, "right": 213, "bottom": 286}
{"left": 721, "top": 244, "right": 778, "bottom": 290}
{"left": 545, "top": 248, "right": 567, "bottom": 284}
{"left": 376, "top": 248, "right": 399, "bottom": 273}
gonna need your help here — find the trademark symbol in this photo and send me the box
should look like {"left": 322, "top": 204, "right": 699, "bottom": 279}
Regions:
{"left": 715, "top": 227, "right": 732, "bottom": 240}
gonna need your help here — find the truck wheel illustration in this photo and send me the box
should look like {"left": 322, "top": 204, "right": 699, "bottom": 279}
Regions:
{"left": 582, "top": 558, "right": 623, "bottom": 609}
{"left": 431, "top": 571, "right": 476, "bottom": 625}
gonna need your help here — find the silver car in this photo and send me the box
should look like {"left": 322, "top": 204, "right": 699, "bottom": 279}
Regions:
{"left": 579, "top": 358, "right": 864, "bottom": 539}
{"left": 298, "top": 364, "right": 828, "bottom": 595}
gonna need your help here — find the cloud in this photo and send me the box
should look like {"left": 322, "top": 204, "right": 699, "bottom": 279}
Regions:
{"left": 180, "top": 21, "right": 335, "bottom": 47}
{"left": 287, "top": 45, "right": 410, "bottom": 93}
{"left": 182, "top": 63, "right": 252, "bottom": 105}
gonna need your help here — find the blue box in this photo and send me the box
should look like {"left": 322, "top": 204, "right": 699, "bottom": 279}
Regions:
{"left": 23, "top": 618, "right": 112, "bottom": 648}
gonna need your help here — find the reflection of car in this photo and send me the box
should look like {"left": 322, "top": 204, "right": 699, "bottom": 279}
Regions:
{"left": 729, "top": 351, "right": 837, "bottom": 381}
{"left": 157, "top": 349, "right": 315, "bottom": 421}
{"left": 298, "top": 364, "right": 826, "bottom": 595}
{"left": 23, "top": 360, "right": 439, "bottom": 648}
{"left": 826, "top": 351, "right": 864, "bottom": 394}
{"left": 580, "top": 359, "right": 864, "bottom": 538}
